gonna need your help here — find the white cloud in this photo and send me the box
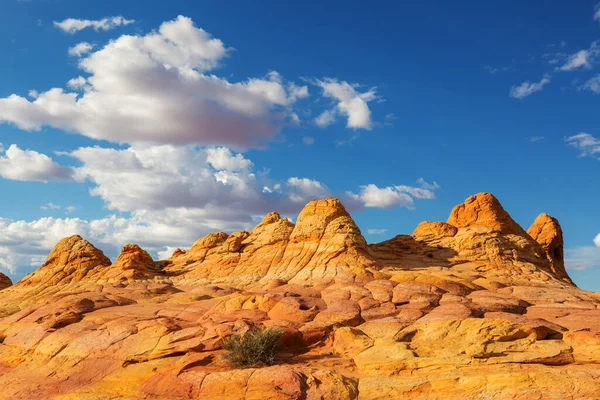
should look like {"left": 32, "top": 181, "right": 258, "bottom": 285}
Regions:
{"left": 316, "top": 79, "right": 376, "bottom": 129}
{"left": 54, "top": 16, "right": 135, "bottom": 34}
{"left": 595, "top": 2, "right": 600, "bottom": 22}
{"left": 302, "top": 136, "right": 315, "bottom": 145}
{"left": 315, "top": 109, "right": 336, "bottom": 128}
{"left": 529, "top": 136, "right": 545, "bottom": 142}
{"left": 286, "top": 177, "right": 331, "bottom": 203}
{"left": 347, "top": 178, "right": 439, "bottom": 209}
{"left": 367, "top": 229, "right": 387, "bottom": 235}
{"left": 0, "top": 144, "right": 73, "bottom": 182}
{"left": 66, "top": 76, "right": 87, "bottom": 90}
{"left": 65, "top": 206, "right": 77, "bottom": 214}
{"left": 595, "top": 233, "right": 600, "bottom": 247}
{"left": 68, "top": 42, "right": 94, "bottom": 57}
{"left": 206, "top": 147, "right": 253, "bottom": 171}
{"left": 582, "top": 74, "right": 600, "bottom": 94}
{"left": 0, "top": 16, "right": 306, "bottom": 149}
{"left": 351, "top": 184, "right": 414, "bottom": 209}
{"left": 509, "top": 75, "right": 551, "bottom": 99}
{"left": 41, "top": 203, "right": 61, "bottom": 210}
{"left": 566, "top": 133, "right": 600, "bottom": 158}
{"left": 558, "top": 42, "right": 599, "bottom": 71}
{"left": 559, "top": 50, "right": 591, "bottom": 71}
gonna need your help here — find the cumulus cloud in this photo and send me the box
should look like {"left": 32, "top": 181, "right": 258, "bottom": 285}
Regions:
{"left": 509, "top": 75, "right": 551, "bottom": 99}
{"left": 68, "top": 42, "right": 94, "bottom": 57}
{"left": 0, "top": 144, "right": 73, "bottom": 182}
{"left": 316, "top": 79, "right": 376, "bottom": 129}
{"left": 206, "top": 147, "right": 254, "bottom": 171}
{"left": 54, "top": 16, "right": 135, "bottom": 34}
{"left": 347, "top": 178, "right": 439, "bottom": 209}
{"left": 0, "top": 16, "right": 307, "bottom": 149}
{"left": 566, "top": 133, "right": 600, "bottom": 158}
{"left": 286, "top": 177, "right": 331, "bottom": 203}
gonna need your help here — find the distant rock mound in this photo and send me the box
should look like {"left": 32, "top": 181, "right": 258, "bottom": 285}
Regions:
{"left": 0, "top": 273, "right": 12, "bottom": 290}
{"left": 16, "top": 235, "right": 111, "bottom": 287}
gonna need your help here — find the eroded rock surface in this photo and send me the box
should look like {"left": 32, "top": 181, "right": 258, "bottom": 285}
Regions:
{"left": 0, "top": 193, "right": 599, "bottom": 399}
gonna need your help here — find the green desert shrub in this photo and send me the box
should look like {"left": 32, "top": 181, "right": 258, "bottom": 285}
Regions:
{"left": 222, "top": 327, "right": 283, "bottom": 368}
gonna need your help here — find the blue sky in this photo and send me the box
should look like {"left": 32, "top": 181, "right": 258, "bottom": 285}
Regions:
{"left": 1, "top": 0, "right": 600, "bottom": 289}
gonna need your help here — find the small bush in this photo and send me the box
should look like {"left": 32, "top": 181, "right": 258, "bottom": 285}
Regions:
{"left": 222, "top": 327, "right": 283, "bottom": 368}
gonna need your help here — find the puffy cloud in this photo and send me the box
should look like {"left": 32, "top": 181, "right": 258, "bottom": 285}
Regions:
{"left": 0, "top": 16, "right": 306, "bottom": 149}
{"left": 347, "top": 178, "right": 439, "bottom": 209}
{"left": 352, "top": 184, "right": 414, "bottom": 209}
{"left": 66, "top": 76, "right": 87, "bottom": 90}
{"left": 316, "top": 79, "right": 376, "bottom": 129}
{"left": 0, "top": 144, "right": 73, "bottom": 182}
{"left": 68, "top": 42, "right": 94, "bottom": 57}
{"left": 509, "top": 75, "right": 551, "bottom": 99}
{"left": 596, "top": 3, "right": 600, "bottom": 22}
{"left": 54, "top": 16, "right": 134, "bottom": 34}
{"left": 286, "top": 177, "right": 331, "bottom": 203}
{"left": 566, "top": 133, "right": 600, "bottom": 158}
{"left": 206, "top": 147, "right": 253, "bottom": 171}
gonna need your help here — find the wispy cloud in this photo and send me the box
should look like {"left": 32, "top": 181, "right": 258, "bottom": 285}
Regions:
{"left": 581, "top": 74, "right": 600, "bottom": 94}
{"left": 565, "top": 245, "right": 600, "bottom": 271}
{"left": 367, "top": 229, "right": 387, "bottom": 235}
{"left": 557, "top": 42, "right": 599, "bottom": 71}
{"left": 484, "top": 65, "right": 509, "bottom": 75}
{"left": 54, "top": 16, "right": 135, "bottom": 34}
{"left": 509, "top": 75, "right": 551, "bottom": 99}
{"left": 566, "top": 133, "right": 600, "bottom": 158}
{"left": 595, "top": 2, "right": 600, "bottom": 22}
{"left": 529, "top": 136, "right": 545, "bottom": 143}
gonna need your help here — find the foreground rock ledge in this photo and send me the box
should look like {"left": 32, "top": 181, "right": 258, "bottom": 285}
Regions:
{"left": 1, "top": 193, "right": 599, "bottom": 399}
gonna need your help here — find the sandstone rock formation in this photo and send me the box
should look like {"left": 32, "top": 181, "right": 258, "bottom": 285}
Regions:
{"left": 0, "top": 193, "right": 599, "bottom": 399}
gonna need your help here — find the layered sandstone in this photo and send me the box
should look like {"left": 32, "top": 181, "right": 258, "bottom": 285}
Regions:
{"left": 0, "top": 193, "right": 599, "bottom": 399}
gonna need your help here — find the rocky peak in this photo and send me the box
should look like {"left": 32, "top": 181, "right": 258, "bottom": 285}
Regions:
{"left": 528, "top": 213, "right": 570, "bottom": 283}
{"left": 17, "top": 235, "right": 111, "bottom": 287}
{"left": 113, "top": 244, "right": 156, "bottom": 271}
{"left": 253, "top": 211, "right": 282, "bottom": 230}
{"left": 447, "top": 192, "right": 527, "bottom": 235}
{"left": 290, "top": 198, "right": 366, "bottom": 247}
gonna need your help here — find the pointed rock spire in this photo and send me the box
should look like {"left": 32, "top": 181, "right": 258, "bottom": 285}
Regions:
{"left": 527, "top": 213, "right": 571, "bottom": 283}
